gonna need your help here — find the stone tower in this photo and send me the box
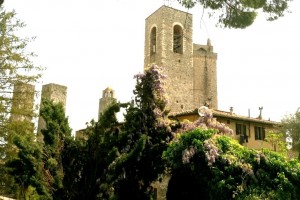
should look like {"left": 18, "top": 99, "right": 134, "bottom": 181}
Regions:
{"left": 39, "top": 83, "right": 67, "bottom": 109}
{"left": 37, "top": 83, "right": 67, "bottom": 133}
{"left": 98, "top": 87, "right": 116, "bottom": 118}
{"left": 144, "top": 6, "right": 218, "bottom": 113}
{"left": 10, "top": 82, "right": 35, "bottom": 122}
{"left": 193, "top": 39, "right": 218, "bottom": 109}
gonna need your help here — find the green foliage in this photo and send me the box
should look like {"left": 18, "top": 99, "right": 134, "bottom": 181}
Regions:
{"left": 59, "top": 134, "right": 86, "bottom": 199}
{"left": 4, "top": 62, "right": 299, "bottom": 200}
{"left": 5, "top": 99, "right": 72, "bottom": 199}
{"left": 164, "top": 128, "right": 300, "bottom": 199}
{"left": 24, "top": 185, "right": 40, "bottom": 200}
{"left": 59, "top": 65, "right": 174, "bottom": 199}
{"left": 221, "top": 10, "right": 257, "bottom": 29}
{"left": 281, "top": 108, "right": 300, "bottom": 159}
{"left": 265, "top": 131, "right": 287, "bottom": 156}
{"left": 0, "top": 5, "right": 43, "bottom": 196}
{"left": 39, "top": 99, "right": 72, "bottom": 198}
{"left": 65, "top": 102, "right": 126, "bottom": 200}
{"left": 0, "top": 5, "right": 42, "bottom": 131}
{"left": 5, "top": 123, "right": 50, "bottom": 199}
{"left": 98, "top": 65, "right": 174, "bottom": 199}
{"left": 177, "top": 0, "right": 291, "bottom": 28}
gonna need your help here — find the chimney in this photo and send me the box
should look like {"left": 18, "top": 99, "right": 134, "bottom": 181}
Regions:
{"left": 258, "top": 106, "right": 263, "bottom": 119}
{"left": 230, "top": 107, "right": 234, "bottom": 115}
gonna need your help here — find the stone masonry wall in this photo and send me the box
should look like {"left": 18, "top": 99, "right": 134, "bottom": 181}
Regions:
{"left": 193, "top": 43, "right": 218, "bottom": 109}
{"left": 144, "top": 6, "right": 194, "bottom": 113}
{"left": 37, "top": 83, "right": 67, "bottom": 135}
{"left": 98, "top": 87, "right": 116, "bottom": 118}
{"left": 10, "top": 82, "right": 35, "bottom": 122}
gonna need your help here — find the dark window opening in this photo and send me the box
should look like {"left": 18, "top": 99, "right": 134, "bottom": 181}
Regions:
{"left": 173, "top": 25, "right": 183, "bottom": 54}
{"left": 255, "top": 126, "right": 265, "bottom": 140}
{"left": 236, "top": 123, "right": 248, "bottom": 144}
{"left": 150, "top": 27, "right": 156, "bottom": 55}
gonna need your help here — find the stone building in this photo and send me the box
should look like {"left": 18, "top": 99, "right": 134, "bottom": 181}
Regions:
{"left": 37, "top": 83, "right": 67, "bottom": 134}
{"left": 144, "top": 6, "right": 280, "bottom": 200}
{"left": 76, "top": 87, "right": 117, "bottom": 140}
{"left": 171, "top": 108, "right": 279, "bottom": 150}
{"left": 98, "top": 87, "right": 116, "bottom": 118}
{"left": 9, "top": 82, "right": 67, "bottom": 128}
{"left": 144, "top": 5, "right": 279, "bottom": 151}
{"left": 6, "top": 5, "right": 285, "bottom": 200}
{"left": 144, "top": 5, "right": 217, "bottom": 113}
{"left": 38, "top": 83, "right": 67, "bottom": 110}
{"left": 10, "top": 82, "right": 35, "bottom": 122}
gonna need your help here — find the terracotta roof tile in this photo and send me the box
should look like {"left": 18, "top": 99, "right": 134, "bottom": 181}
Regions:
{"left": 170, "top": 108, "right": 280, "bottom": 125}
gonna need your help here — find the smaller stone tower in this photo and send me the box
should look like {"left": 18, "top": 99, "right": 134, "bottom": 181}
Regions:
{"left": 10, "top": 82, "right": 35, "bottom": 122}
{"left": 37, "top": 83, "right": 67, "bottom": 133}
{"left": 193, "top": 39, "right": 218, "bottom": 109}
{"left": 39, "top": 83, "right": 67, "bottom": 110}
{"left": 98, "top": 87, "right": 116, "bottom": 118}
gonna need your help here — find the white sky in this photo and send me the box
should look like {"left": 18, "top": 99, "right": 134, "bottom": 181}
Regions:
{"left": 4, "top": 0, "right": 300, "bottom": 133}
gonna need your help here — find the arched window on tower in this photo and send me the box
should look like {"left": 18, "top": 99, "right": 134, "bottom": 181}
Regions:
{"left": 173, "top": 25, "right": 183, "bottom": 54}
{"left": 150, "top": 27, "right": 156, "bottom": 55}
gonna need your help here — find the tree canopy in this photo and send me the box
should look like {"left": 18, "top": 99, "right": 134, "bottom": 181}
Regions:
{"left": 0, "top": 5, "right": 42, "bottom": 156}
{"left": 64, "top": 65, "right": 175, "bottom": 199}
{"left": 177, "top": 0, "right": 292, "bottom": 28}
{"left": 3, "top": 65, "right": 300, "bottom": 199}
{"left": 0, "top": 5, "right": 42, "bottom": 197}
{"left": 6, "top": 99, "right": 72, "bottom": 199}
{"left": 164, "top": 128, "right": 300, "bottom": 199}
{"left": 281, "top": 108, "right": 300, "bottom": 159}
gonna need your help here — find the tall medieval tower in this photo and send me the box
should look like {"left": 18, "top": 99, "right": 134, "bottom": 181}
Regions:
{"left": 37, "top": 83, "right": 67, "bottom": 133}
{"left": 144, "top": 6, "right": 218, "bottom": 113}
{"left": 39, "top": 83, "right": 67, "bottom": 109}
{"left": 10, "top": 82, "right": 35, "bottom": 122}
{"left": 98, "top": 87, "right": 116, "bottom": 118}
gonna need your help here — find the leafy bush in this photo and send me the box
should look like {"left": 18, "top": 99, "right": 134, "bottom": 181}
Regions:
{"left": 164, "top": 128, "right": 300, "bottom": 200}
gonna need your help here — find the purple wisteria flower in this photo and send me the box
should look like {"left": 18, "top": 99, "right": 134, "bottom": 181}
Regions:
{"left": 182, "top": 146, "right": 197, "bottom": 164}
{"left": 133, "top": 72, "right": 145, "bottom": 80}
{"left": 204, "top": 139, "right": 220, "bottom": 166}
